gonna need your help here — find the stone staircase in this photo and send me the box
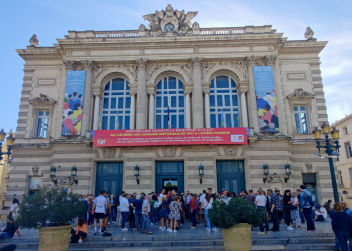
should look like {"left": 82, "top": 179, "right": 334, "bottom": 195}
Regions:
{"left": 0, "top": 221, "right": 335, "bottom": 251}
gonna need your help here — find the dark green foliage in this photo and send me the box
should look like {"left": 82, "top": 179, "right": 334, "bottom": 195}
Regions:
{"left": 15, "top": 186, "right": 87, "bottom": 229}
{"left": 208, "top": 197, "right": 266, "bottom": 229}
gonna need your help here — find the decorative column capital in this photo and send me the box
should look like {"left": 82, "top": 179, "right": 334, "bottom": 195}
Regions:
{"left": 191, "top": 57, "right": 203, "bottom": 67}
{"left": 130, "top": 91, "right": 137, "bottom": 97}
{"left": 203, "top": 90, "right": 210, "bottom": 95}
{"left": 62, "top": 60, "right": 77, "bottom": 70}
{"left": 136, "top": 58, "right": 147, "bottom": 69}
{"left": 240, "top": 89, "right": 249, "bottom": 95}
{"left": 185, "top": 91, "right": 192, "bottom": 95}
{"left": 244, "top": 56, "right": 259, "bottom": 67}
{"left": 263, "top": 55, "right": 277, "bottom": 66}
{"left": 147, "top": 92, "right": 155, "bottom": 97}
{"left": 81, "top": 60, "right": 94, "bottom": 71}
{"left": 93, "top": 91, "right": 102, "bottom": 98}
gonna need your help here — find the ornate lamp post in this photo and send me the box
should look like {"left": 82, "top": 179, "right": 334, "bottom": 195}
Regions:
{"left": 312, "top": 123, "right": 340, "bottom": 203}
{"left": 0, "top": 129, "right": 15, "bottom": 161}
{"left": 134, "top": 165, "right": 140, "bottom": 184}
{"left": 199, "top": 164, "right": 204, "bottom": 184}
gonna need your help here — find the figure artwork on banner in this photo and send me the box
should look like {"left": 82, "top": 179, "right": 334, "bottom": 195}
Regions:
{"left": 61, "top": 71, "right": 86, "bottom": 136}
{"left": 253, "top": 66, "right": 279, "bottom": 133}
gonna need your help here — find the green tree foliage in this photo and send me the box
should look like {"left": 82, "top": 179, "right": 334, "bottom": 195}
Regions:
{"left": 15, "top": 186, "right": 87, "bottom": 229}
{"left": 209, "top": 197, "right": 266, "bottom": 229}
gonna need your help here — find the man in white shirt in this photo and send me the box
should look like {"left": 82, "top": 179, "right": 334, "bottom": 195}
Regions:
{"left": 93, "top": 190, "right": 107, "bottom": 235}
{"left": 119, "top": 193, "right": 130, "bottom": 230}
{"left": 199, "top": 190, "right": 207, "bottom": 225}
{"left": 158, "top": 189, "right": 165, "bottom": 204}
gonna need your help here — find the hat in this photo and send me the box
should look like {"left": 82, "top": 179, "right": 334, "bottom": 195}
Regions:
{"left": 222, "top": 188, "right": 227, "bottom": 192}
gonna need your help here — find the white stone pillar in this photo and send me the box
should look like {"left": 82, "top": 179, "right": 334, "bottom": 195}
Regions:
{"left": 185, "top": 91, "right": 191, "bottom": 128}
{"left": 93, "top": 94, "right": 100, "bottom": 130}
{"left": 130, "top": 92, "right": 136, "bottom": 130}
{"left": 148, "top": 92, "right": 155, "bottom": 129}
{"left": 81, "top": 60, "right": 94, "bottom": 136}
{"left": 240, "top": 90, "right": 249, "bottom": 127}
{"left": 191, "top": 57, "right": 204, "bottom": 128}
{"left": 264, "top": 55, "right": 288, "bottom": 135}
{"left": 245, "top": 56, "right": 260, "bottom": 134}
{"left": 204, "top": 90, "right": 210, "bottom": 128}
{"left": 136, "top": 59, "right": 147, "bottom": 129}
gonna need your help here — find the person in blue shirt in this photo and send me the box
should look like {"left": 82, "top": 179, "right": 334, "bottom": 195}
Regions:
{"left": 131, "top": 195, "right": 144, "bottom": 230}
{"left": 298, "top": 185, "right": 315, "bottom": 231}
{"left": 331, "top": 202, "right": 352, "bottom": 251}
{"left": 335, "top": 202, "right": 352, "bottom": 251}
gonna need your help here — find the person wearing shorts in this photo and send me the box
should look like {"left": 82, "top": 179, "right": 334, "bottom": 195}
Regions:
{"left": 93, "top": 190, "right": 107, "bottom": 235}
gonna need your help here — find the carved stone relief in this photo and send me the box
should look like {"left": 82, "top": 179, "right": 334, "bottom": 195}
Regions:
{"left": 224, "top": 147, "right": 237, "bottom": 156}
{"left": 286, "top": 88, "right": 315, "bottom": 99}
{"left": 31, "top": 166, "right": 39, "bottom": 176}
{"left": 305, "top": 162, "right": 313, "bottom": 171}
{"left": 162, "top": 147, "right": 176, "bottom": 157}
{"left": 93, "top": 63, "right": 138, "bottom": 84}
{"left": 102, "top": 148, "right": 116, "bottom": 158}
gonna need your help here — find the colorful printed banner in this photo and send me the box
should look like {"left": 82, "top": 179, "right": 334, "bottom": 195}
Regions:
{"left": 62, "top": 71, "right": 86, "bottom": 136}
{"left": 253, "top": 66, "right": 279, "bottom": 133}
{"left": 93, "top": 128, "right": 247, "bottom": 147}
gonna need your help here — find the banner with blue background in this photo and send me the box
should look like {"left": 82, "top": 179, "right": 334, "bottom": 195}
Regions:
{"left": 61, "top": 71, "right": 86, "bottom": 136}
{"left": 253, "top": 66, "right": 279, "bottom": 133}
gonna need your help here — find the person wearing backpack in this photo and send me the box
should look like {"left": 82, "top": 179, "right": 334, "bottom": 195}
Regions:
{"left": 298, "top": 185, "right": 315, "bottom": 231}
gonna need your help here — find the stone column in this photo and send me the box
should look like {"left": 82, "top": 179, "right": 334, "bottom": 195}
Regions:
{"left": 191, "top": 57, "right": 204, "bottom": 128}
{"left": 148, "top": 92, "right": 155, "bottom": 129}
{"left": 264, "top": 55, "right": 288, "bottom": 135}
{"left": 204, "top": 90, "right": 210, "bottom": 128}
{"left": 245, "top": 56, "right": 260, "bottom": 134}
{"left": 240, "top": 90, "right": 249, "bottom": 127}
{"left": 58, "top": 60, "right": 77, "bottom": 138}
{"left": 185, "top": 91, "right": 191, "bottom": 128}
{"left": 81, "top": 60, "right": 94, "bottom": 136}
{"left": 136, "top": 59, "right": 147, "bottom": 129}
{"left": 92, "top": 93, "right": 100, "bottom": 130}
{"left": 130, "top": 92, "right": 136, "bottom": 130}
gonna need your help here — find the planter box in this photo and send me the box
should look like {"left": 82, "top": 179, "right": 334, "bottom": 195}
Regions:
{"left": 39, "top": 225, "right": 72, "bottom": 251}
{"left": 222, "top": 223, "right": 252, "bottom": 251}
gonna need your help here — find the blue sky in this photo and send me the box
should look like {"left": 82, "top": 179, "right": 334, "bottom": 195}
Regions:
{"left": 1, "top": 0, "right": 351, "bottom": 134}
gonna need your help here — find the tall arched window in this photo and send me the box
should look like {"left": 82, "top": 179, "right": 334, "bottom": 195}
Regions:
{"left": 210, "top": 75, "right": 240, "bottom": 128}
{"left": 102, "top": 78, "right": 130, "bottom": 130}
{"left": 155, "top": 76, "right": 185, "bottom": 129}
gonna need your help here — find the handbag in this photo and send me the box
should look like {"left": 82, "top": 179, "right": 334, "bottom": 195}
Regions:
{"left": 70, "top": 235, "right": 80, "bottom": 243}
{"left": 287, "top": 204, "right": 296, "bottom": 210}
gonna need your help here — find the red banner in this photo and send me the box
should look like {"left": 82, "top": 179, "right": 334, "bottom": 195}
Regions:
{"left": 93, "top": 128, "right": 247, "bottom": 147}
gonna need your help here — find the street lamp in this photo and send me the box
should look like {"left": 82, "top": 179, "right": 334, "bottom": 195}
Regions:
{"left": 134, "top": 165, "right": 140, "bottom": 184}
{"left": 199, "top": 164, "right": 204, "bottom": 184}
{"left": 284, "top": 163, "right": 291, "bottom": 183}
{"left": 0, "top": 129, "right": 15, "bottom": 161}
{"left": 313, "top": 123, "right": 340, "bottom": 203}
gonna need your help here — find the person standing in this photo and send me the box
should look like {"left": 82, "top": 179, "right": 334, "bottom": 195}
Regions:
{"left": 128, "top": 193, "right": 136, "bottom": 229}
{"left": 151, "top": 195, "right": 159, "bottom": 224}
{"left": 103, "top": 192, "right": 110, "bottom": 230}
{"left": 132, "top": 195, "right": 143, "bottom": 230}
{"left": 267, "top": 189, "right": 282, "bottom": 232}
{"left": 324, "top": 200, "right": 332, "bottom": 215}
{"left": 298, "top": 185, "right": 315, "bottom": 231}
{"left": 169, "top": 195, "right": 182, "bottom": 232}
{"left": 87, "top": 197, "right": 94, "bottom": 227}
{"left": 9, "top": 199, "right": 19, "bottom": 220}
{"left": 334, "top": 202, "right": 352, "bottom": 251}
{"left": 189, "top": 193, "right": 198, "bottom": 228}
{"left": 185, "top": 191, "right": 191, "bottom": 220}
{"left": 141, "top": 195, "right": 153, "bottom": 234}
{"left": 202, "top": 193, "right": 218, "bottom": 233}
{"left": 199, "top": 190, "right": 206, "bottom": 225}
{"left": 120, "top": 194, "right": 130, "bottom": 231}
{"left": 331, "top": 202, "right": 352, "bottom": 251}
{"left": 296, "top": 189, "right": 305, "bottom": 224}
{"left": 93, "top": 190, "right": 108, "bottom": 235}
{"left": 255, "top": 189, "right": 269, "bottom": 233}
{"left": 116, "top": 195, "right": 122, "bottom": 228}
{"left": 109, "top": 194, "right": 116, "bottom": 225}
{"left": 290, "top": 192, "right": 300, "bottom": 228}
{"left": 245, "top": 189, "right": 256, "bottom": 204}
{"left": 283, "top": 190, "right": 294, "bottom": 230}
{"left": 159, "top": 195, "right": 169, "bottom": 231}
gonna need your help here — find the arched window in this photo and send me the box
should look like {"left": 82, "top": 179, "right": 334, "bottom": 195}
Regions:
{"left": 155, "top": 76, "right": 185, "bottom": 129}
{"left": 210, "top": 75, "right": 240, "bottom": 128}
{"left": 102, "top": 78, "right": 130, "bottom": 130}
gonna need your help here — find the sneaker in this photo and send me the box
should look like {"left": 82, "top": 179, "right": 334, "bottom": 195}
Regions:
{"left": 287, "top": 226, "right": 294, "bottom": 231}
{"left": 212, "top": 228, "right": 219, "bottom": 232}
{"left": 190, "top": 226, "right": 196, "bottom": 229}
{"left": 161, "top": 228, "right": 165, "bottom": 231}
{"left": 257, "top": 231, "right": 265, "bottom": 234}
{"left": 159, "top": 226, "right": 163, "bottom": 230}
{"left": 167, "top": 228, "right": 172, "bottom": 232}
{"left": 78, "top": 239, "right": 82, "bottom": 243}
{"left": 303, "top": 229, "right": 311, "bottom": 232}
{"left": 206, "top": 228, "right": 211, "bottom": 233}
{"left": 173, "top": 230, "right": 177, "bottom": 233}
{"left": 93, "top": 231, "right": 98, "bottom": 235}
{"left": 163, "top": 227, "right": 166, "bottom": 231}
{"left": 150, "top": 223, "right": 154, "bottom": 225}
{"left": 134, "top": 229, "right": 138, "bottom": 231}
{"left": 101, "top": 227, "right": 106, "bottom": 233}
{"left": 122, "top": 228, "right": 128, "bottom": 231}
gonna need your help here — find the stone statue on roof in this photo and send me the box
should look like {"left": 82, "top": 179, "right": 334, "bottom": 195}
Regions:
{"left": 304, "top": 27, "right": 314, "bottom": 39}
{"left": 29, "top": 34, "right": 39, "bottom": 47}
{"left": 141, "top": 4, "right": 198, "bottom": 37}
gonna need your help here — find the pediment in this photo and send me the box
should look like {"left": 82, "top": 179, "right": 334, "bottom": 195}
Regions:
{"left": 29, "top": 94, "right": 57, "bottom": 105}
{"left": 286, "top": 88, "right": 315, "bottom": 99}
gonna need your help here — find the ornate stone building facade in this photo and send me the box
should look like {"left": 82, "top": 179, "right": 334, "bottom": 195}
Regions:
{"left": 3, "top": 5, "right": 337, "bottom": 212}
{"left": 332, "top": 114, "right": 352, "bottom": 206}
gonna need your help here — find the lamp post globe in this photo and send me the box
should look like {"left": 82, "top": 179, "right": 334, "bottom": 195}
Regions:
{"left": 0, "top": 129, "right": 6, "bottom": 142}
{"left": 331, "top": 127, "right": 340, "bottom": 140}
{"left": 321, "top": 122, "right": 330, "bottom": 135}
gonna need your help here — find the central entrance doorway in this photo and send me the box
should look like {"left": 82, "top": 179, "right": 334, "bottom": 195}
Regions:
{"left": 217, "top": 160, "right": 246, "bottom": 196}
{"left": 95, "top": 162, "right": 123, "bottom": 197}
{"left": 156, "top": 161, "right": 184, "bottom": 194}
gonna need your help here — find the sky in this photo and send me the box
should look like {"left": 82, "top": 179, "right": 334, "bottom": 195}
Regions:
{"left": 1, "top": 0, "right": 351, "bottom": 134}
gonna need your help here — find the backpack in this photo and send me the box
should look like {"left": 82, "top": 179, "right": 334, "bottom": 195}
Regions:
{"left": 103, "top": 232, "right": 112, "bottom": 236}
{"left": 153, "top": 201, "right": 160, "bottom": 209}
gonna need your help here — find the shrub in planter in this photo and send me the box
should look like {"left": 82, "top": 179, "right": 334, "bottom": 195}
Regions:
{"left": 15, "top": 186, "right": 87, "bottom": 251}
{"left": 209, "top": 197, "right": 266, "bottom": 251}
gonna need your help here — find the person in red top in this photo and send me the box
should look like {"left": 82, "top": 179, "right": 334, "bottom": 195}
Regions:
{"left": 189, "top": 193, "right": 198, "bottom": 228}
{"left": 166, "top": 191, "right": 171, "bottom": 198}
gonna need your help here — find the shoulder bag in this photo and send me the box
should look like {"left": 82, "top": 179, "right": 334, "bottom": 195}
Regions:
{"left": 302, "top": 191, "right": 315, "bottom": 207}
